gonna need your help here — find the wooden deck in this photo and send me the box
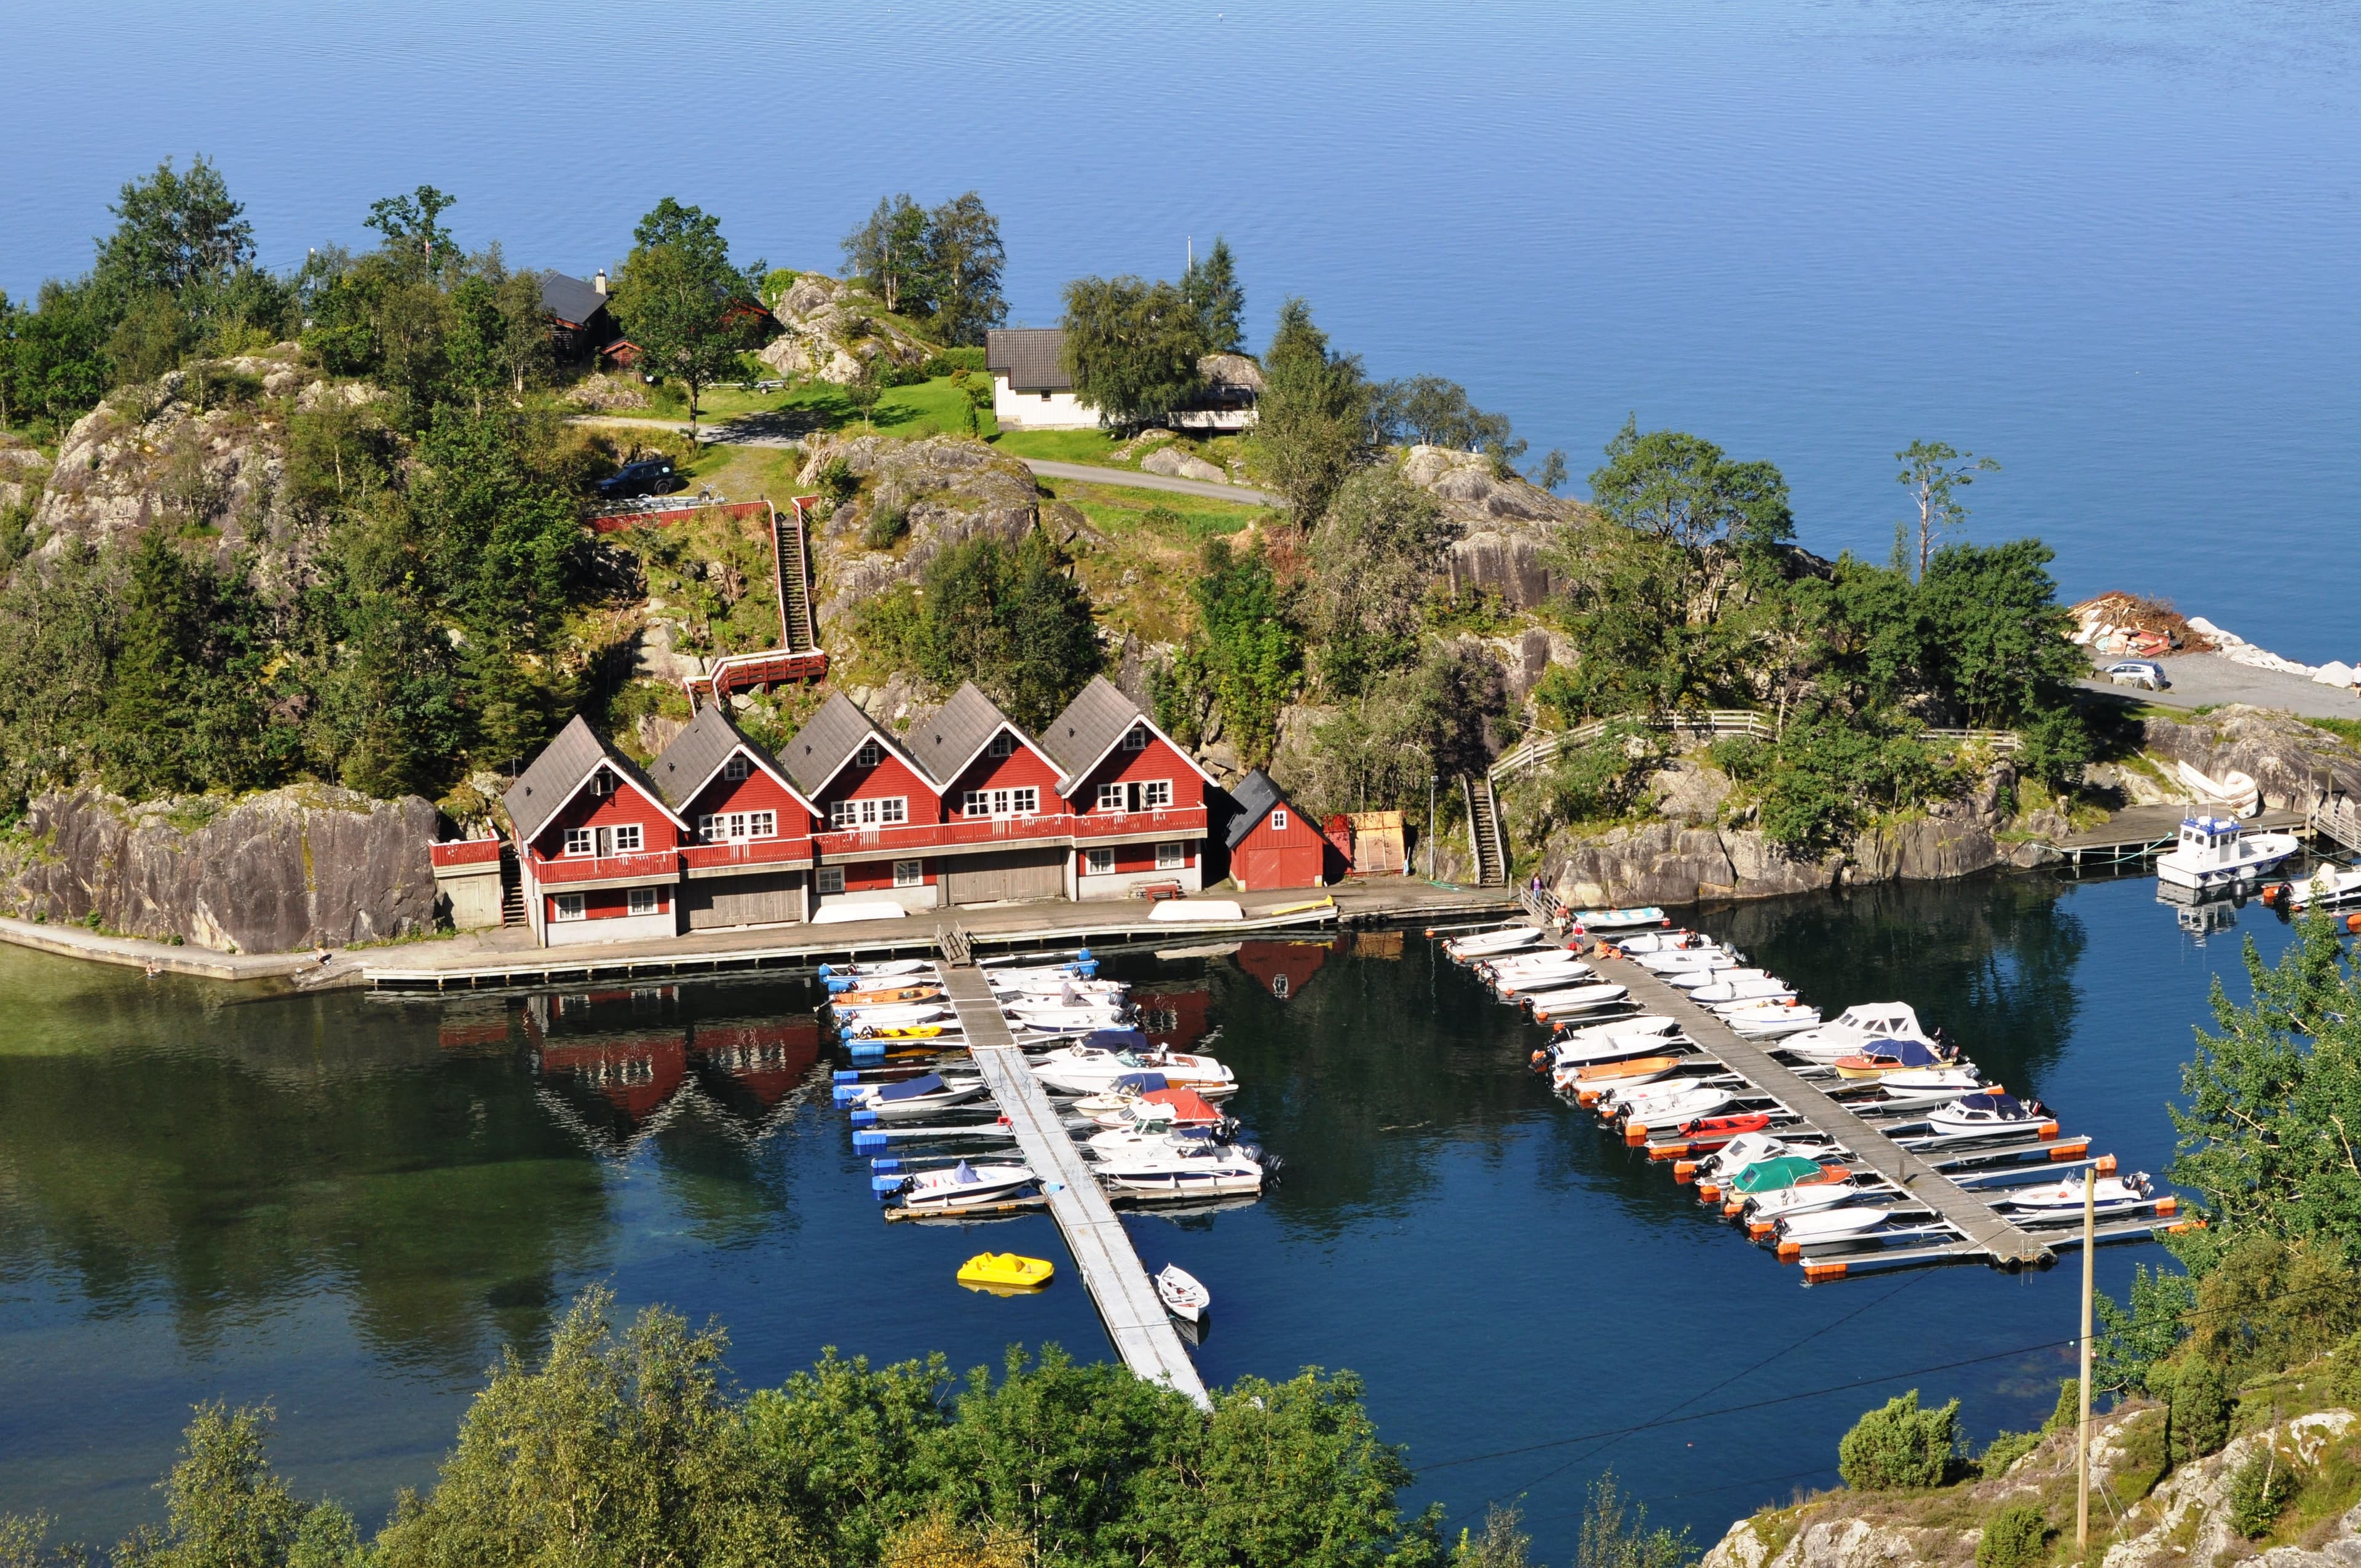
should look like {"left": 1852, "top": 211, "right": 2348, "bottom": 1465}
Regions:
{"left": 1600, "top": 957, "right": 2054, "bottom": 1269}
{"left": 937, "top": 964, "right": 1212, "bottom": 1408}
{"left": 2048, "top": 805, "right": 2309, "bottom": 868}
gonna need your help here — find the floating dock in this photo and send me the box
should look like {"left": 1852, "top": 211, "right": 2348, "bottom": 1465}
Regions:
{"left": 1599, "top": 957, "right": 2057, "bottom": 1272}
{"left": 2047, "top": 804, "right": 2309, "bottom": 873}
{"left": 936, "top": 964, "right": 1211, "bottom": 1409}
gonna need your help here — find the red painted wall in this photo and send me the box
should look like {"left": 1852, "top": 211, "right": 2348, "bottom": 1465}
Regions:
{"left": 547, "top": 885, "right": 672, "bottom": 922}
{"left": 535, "top": 774, "right": 679, "bottom": 857}
{"left": 1232, "top": 798, "right": 1330, "bottom": 890}
{"left": 1071, "top": 727, "right": 1205, "bottom": 812}
{"left": 837, "top": 858, "right": 933, "bottom": 891}
{"left": 944, "top": 739, "right": 1063, "bottom": 819}
{"left": 821, "top": 745, "right": 941, "bottom": 823}
{"left": 682, "top": 761, "right": 817, "bottom": 836}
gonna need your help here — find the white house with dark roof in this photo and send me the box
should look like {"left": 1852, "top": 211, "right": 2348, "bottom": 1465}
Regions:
{"left": 984, "top": 329, "right": 1263, "bottom": 433}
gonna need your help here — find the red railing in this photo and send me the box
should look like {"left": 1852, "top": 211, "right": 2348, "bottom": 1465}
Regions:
{"left": 430, "top": 837, "right": 504, "bottom": 869}
{"left": 530, "top": 849, "right": 681, "bottom": 885}
{"left": 590, "top": 500, "right": 773, "bottom": 534}
{"left": 1070, "top": 806, "right": 1208, "bottom": 842}
{"left": 680, "top": 837, "right": 815, "bottom": 871}
{"left": 708, "top": 649, "right": 829, "bottom": 694}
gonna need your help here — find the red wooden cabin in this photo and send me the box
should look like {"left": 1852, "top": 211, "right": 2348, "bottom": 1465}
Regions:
{"left": 1221, "top": 769, "right": 1336, "bottom": 892}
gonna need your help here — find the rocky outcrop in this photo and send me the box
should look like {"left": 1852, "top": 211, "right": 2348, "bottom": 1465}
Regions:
{"left": 0, "top": 439, "right": 48, "bottom": 510}
{"left": 798, "top": 434, "right": 1047, "bottom": 624}
{"left": 1400, "top": 444, "right": 1581, "bottom": 609}
{"left": 1702, "top": 1405, "right": 2361, "bottom": 1568}
{"left": 2, "top": 786, "right": 438, "bottom": 952}
{"left": 1141, "top": 445, "right": 1227, "bottom": 483}
{"left": 2138, "top": 706, "right": 2361, "bottom": 815}
{"left": 758, "top": 274, "right": 934, "bottom": 384}
{"left": 28, "top": 347, "right": 333, "bottom": 584}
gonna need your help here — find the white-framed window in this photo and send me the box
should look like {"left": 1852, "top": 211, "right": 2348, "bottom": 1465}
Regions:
{"left": 563, "top": 828, "right": 594, "bottom": 857}
{"left": 553, "top": 893, "right": 586, "bottom": 922}
{"left": 749, "top": 810, "right": 775, "bottom": 838}
{"left": 987, "top": 732, "right": 1016, "bottom": 758}
{"left": 854, "top": 738, "right": 882, "bottom": 767}
{"left": 1157, "top": 841, "right": 1185, "bottom": 871}
{"left": 1097, "top": 783, "right": 1127, "bottom": 812}
{"left": 816, "top": 867, "right": 845, "bottom": 895}
{"left": 893, "top": 858, "right": 923, "bottom": 888}
{"left": 1039, "top": 390, "right": 1052, "bottom": 402}
{"left": 723, "top": 754, "right": 750, "bottom": 782}
{"left": 590, "top": 770, "right": 615, "bottom": 796}
{"left": 701, "top": 810, "right": 778, "bottom": 844}
{"left": 1141, "top": 780, "right": 1171, "bottom": 809}
{"left": 697, "top": 814, "right": 719, "bottom": 841}
{"left": 1121, "top": 727, "right": 1147, "bottom": 751}
{"left": 1271, "top": 808, "right": 1289, "bottom": 832}
{"left": 963, "top": 786, "right": 1038, "bottom": 818}
{"left": 612, "top": 824, "right": 643, "bottom": 852}
{"left": 829, "top": 796, "right": 908, "bottom": 830}
{"left": 1085, "top": 848, "right": 1115, "bottom": 875}
{"left": 628, "top": 887, "right": 659, "bottom": 917}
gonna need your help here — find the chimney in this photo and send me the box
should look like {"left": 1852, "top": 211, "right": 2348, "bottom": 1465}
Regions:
{"left": 593, "top": 269, "right": 608, "bottom": 296}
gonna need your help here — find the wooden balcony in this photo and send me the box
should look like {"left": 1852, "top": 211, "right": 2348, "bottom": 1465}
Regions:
{"left": 811, "top": 806, "right": 1209, "bottom": 860}
{"left": 430, "top": 837, "right": 503, "bottom": 871}
{"left": 530, "top": 849, "right": 681, "bottom": 886}
{"left": 679, "top": 837, "right": 815, "bottom": 873}
{"left": 1070, "top": 806, "right": 1208, "bottom": 842}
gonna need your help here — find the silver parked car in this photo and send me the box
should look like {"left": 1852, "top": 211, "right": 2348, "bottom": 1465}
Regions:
{"left": 2102, "top": 659, "right": 2169, "bottom": 690}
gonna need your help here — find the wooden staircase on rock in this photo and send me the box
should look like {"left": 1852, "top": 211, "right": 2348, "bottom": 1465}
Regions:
{"left": 700, "top": 497, "right": 829, "bottom": 701}
{"left": 1461, "top": 775, "right": 1507, "bottom": 888}
{"left": 499, "top": 847, "right": 527, "bottom": 928}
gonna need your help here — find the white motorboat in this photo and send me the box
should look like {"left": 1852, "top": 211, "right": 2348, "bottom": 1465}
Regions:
{"left": 2282, "top": 865, "right": 2361, "bottom": 911}
{"left": 896, "top": 1161, "right": 1037, "bottom": 1211}
{"left": 993, "top": 976, "right": 1128, "bottom": 999}
{"left": 1009, "top": 1003, "right": 1134, "bottom": 1032}
{"left": 1729, "top": 1007, "right": 1824, "bottom": 1039}
{"left": 1544, "top": 1020, "right": 1685, "bottom": 1069}
{"left": 1096, "top": 1140, "right": 1264, "bottom": 1197}
{"left": 1615, "top": 930, "right": 1717, "bottom": 956}
{"left": 1086, "top": 1125, "right": 1238, "bottom": 1162}
{"left": 846, "top": 1072, "right": 987, "bottom": 1120}
{"left": 1747, "top": 1176, "right": 1875, "bottom": 1220}
{"left": 1634, "top": 947, "right": 1741, "bottom": 973}
{"left": 1493, "top": 960, "right": 1596, "bottom": 998}
{"left": 1991, "top": 1171, "right": 2154, "bottom": 1218}
{"left": 1032, "top": 1045, "right": 1236, "bottom": 1097}
{"left": 1774, "top": 1205, "right": 1899, "bottom": 1243}
{"left": 2155, "top": 814, "right": 2301, "bottom": 892}
{"left": 820, "top": 957, "right": 932, "bottom": 983}
{"left": 1607, "top": 1083, "right": 1736, "bottom": 1127}
{"left": 1664, "top": 965, "right": 1766, "bottom": 991}
{"left": 1569, "top": 906, "right": 1671, "bottom": 933}
{"left": 1443, "top": 925, "right": 1544, "bottom": 960}
{"left": 1528, "top": 984, "right": 1631, "bottom": 1021}
{"left": 832, "top": 1000, "right": 955, "bottom": 1028}
{"left": 1156, "top": 1264, "right": 1211, "bottom": 1322}
{"left": 1846, "top": 1069, "right": 1987, "bottom": 1111}
{"left": 1481, "top": 943, "right": 1582, "bottom": 975}
{"left": 1923, "top": 1091, "right": 2049, "bottom": 1139}
{"left": 1691, "top": 976, "right": 1795, "bottom": 1005}
{"left": 1777, "top": 1003, "right": 1935, "bottom": 1063}
{"left": 1700, "top": 1133, "right": 1831, "bottom": 1182}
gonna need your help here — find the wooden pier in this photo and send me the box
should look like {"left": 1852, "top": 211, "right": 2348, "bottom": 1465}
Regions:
{"left": 2047, "top": 804, "right": 2309, "bottom": 873}
{"left": 1599, "top": 957, "right": 2055, "bottom": 1270}
{"left": 936, "top": 964, "right": 1211, "bottom": 1409}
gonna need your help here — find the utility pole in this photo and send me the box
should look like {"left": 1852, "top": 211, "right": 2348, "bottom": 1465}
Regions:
{"left": 2077, "top": 1165, "right": 2096, "bottom": 1550}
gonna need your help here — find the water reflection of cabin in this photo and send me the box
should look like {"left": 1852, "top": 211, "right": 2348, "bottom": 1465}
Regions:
{"left": 1234, "top": 938, "right": 1329, "bottom": 1000}
{"left": 1131, "top": 985, "right": 1211, "bottom": 1048}
{"left": 524, "top": 989, "right": 820, "bottom": 1138}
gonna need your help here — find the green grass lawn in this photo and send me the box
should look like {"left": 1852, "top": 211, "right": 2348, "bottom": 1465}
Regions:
{"left": 1041, "top": 480, "right": 1268, "bottom": 543}
{"left": 989, "top": 429, "right": 1124, "bottom": 464}
{"left": 589, "top": 376, "right": 996, "bottom": 441}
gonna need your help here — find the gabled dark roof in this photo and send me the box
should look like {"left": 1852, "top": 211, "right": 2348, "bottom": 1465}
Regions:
{"left": 541, "top": 272, "right": 611, "bottom": 329}
{"left": 906, "top": 683, "right": 1019, "bottom": 787}
{"left": 781, "top": 693, "right": 877, "bottom": 796}
{"left": 1040, "top": 675, "right": 1144, "bottom": 790}
{"left": 649, "top": 704, "right": 802, "bottom": 812}
{"left": 504, "top": 715, "right": 680, "bottom": 843}
{"left": 985, "top": 328, "right": 1072, "bottom": 393}
{"left": 1223, "top": 768, "right": 1288, "bottom": 850}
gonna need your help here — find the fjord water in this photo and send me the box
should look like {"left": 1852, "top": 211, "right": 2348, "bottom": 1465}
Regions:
{"left": 6, "top": 3, "right": 2360, "bottom": 656}
{"left": 0, "top": 874, "right": 2303, "bottom": 1559}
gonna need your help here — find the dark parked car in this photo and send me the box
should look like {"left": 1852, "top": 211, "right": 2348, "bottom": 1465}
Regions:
{"left": 596, "top": 458, "right": 682, "bottom": 500}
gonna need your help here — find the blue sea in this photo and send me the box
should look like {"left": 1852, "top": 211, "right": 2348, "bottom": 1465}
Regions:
{"left": 4, "top": 1, "right": 2357, "bottom": 658}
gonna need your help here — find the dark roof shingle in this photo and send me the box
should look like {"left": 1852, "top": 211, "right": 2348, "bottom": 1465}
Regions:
{"left": 649, "top": 705, "right": 793, "bottom": 810}
{"left": 503, "top": 715, "right": 676, "bottom": 842}
{"left": 906, "top": 683, "right": 1016, "bottom": 787}
{"left": 985, "top": 328, "right": 1072, "bottom": 393}
{"left": 1222, "top": 768, "right": 1288, "bottom": 849}
{"left": 540, "top": 272, "right": 611, "bottom": 329}
{"left": 1040, "top": 675, "right": 1145, "bottom": 790}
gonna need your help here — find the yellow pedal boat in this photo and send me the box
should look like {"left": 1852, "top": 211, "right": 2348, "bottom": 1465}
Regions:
{"left": 957, "top": 1253, "right": 1054, "bottom": 1291}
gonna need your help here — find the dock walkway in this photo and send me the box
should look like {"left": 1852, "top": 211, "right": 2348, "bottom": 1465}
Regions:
{"left": 2049, "top": 804, "right": 2308, "bottom": 869}
{"left": 1601, "top": 957, "right": 2054, "bottom": 1269}
{"left": 936, "top": 964, "right": 1211, "bottom": 1408}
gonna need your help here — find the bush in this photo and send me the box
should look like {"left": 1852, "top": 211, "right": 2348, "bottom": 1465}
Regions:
{"left": 1975, "top": 1428, "right": 2041, "bottom": 1480}
{"left": 2162, "top": 1358, "right": 2232, "bottom": 1465}
{"left": 1975, "top": 1501, "right": 2050, "bottom": 1568}
{"left": 879, "top": 360, "right": 930, "bottom": 388}
{"left": 2227, "top": 1446, "right": 2300, "bottom": 1538}
{"left": 943, "top": 346, "right": 987, "bottom": 372}
{"left": 813, "top": 456, "right": 859, "bottom": 507}
{"left": 863, "top": 502, "right": 909, "bottom": 552}
{"left": 649, "top": 380, "right": 688, "bottom": 418}
{"left": 1838, "top": 1390, "right": 1960, "bottom": 1491}
{"left": 920, "top": 354, "right": 957, "bottom": 379}
{"left": 2043, "top": 1377, "right": 2081, "bottom": 1434}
